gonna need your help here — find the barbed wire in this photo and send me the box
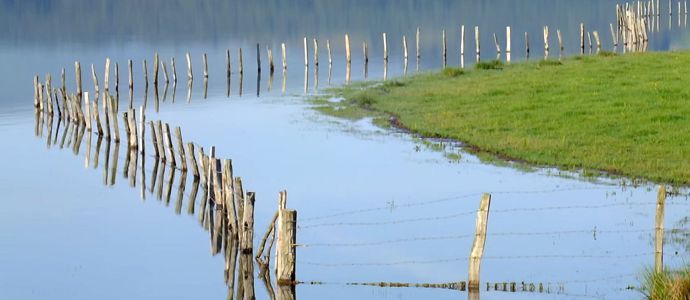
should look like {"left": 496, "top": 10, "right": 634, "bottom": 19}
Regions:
{"left": 301, "top": 186, "right": 624, "bottom": 222}
{"left": 299, "top": 252, "right": 654, "bottom": 267}
{"left": 297, "top": 228, "right": 687, "bottom": 248}
{"left": 299, "top": 201, "right": 662, "bottom": 229}
{"left": 298, "top": 209, "right": 477, "bottom": 229}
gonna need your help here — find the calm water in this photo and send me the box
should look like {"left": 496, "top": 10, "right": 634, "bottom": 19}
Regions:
{"left": 1, "top": 1, "right": 689, "bottom": 299}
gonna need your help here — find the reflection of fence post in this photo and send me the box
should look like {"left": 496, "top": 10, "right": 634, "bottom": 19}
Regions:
{"left": 469, "top": 193, "right": 491, "bottom": 291}
{"left": 277, "top": 209, "right": 297, "bottom": 285}
{"left": 655, "top": 185, "right": 666, "bottom": 273}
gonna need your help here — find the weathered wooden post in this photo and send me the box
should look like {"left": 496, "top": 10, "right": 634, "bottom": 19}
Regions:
{"left": 281, "top": 43, "right": 287, "bottom": 70}
{"left": 655, "top": 185, "right": 666, "bottom": 273}
{"left": 187, "top": 142, "right": 199, "bottom": 177}
{"left": 592, "top": 31, "right": 601, "bottom": 53}
{"left": 171, "top": 57, "right": 177, "bottom": 84}
{"left": 239, "top": 48, "right": 244, "bottom": 75}
{"left": 163, "top": 123, "right": 176, "bottom": 166}
{"left": 142, "top": 59, "right": 149, "bottom": 88}
{"left": 580, "top": 23, "right": 585, "bottom": 55}
{"left": 312, "top": 38, "right": 319, "bottom": 67}
{"left": 442, "top": 29, "right": 447, "bottom": 68}
{"left": 383, "top": 32, "right": 389, "bottom": 62}
{"left": 175, "top": 126, "right": 187, "bottom": 171}
{"left": 268, "top": 47, "right": 275, "bottom": 75}
{"left": 492, "top": 32, "right": 501, "bottom": 56}
{"left": 543, "top": 26, "right": 550, "bottom": 58}
{"left": 203, "top": 53, "right": 209, "bottom": 78}
{"left": 344, "top": 34, "right": 352, "bottom": 65}
{"left": 153, "top": 53, "right": 159, "bottom": 86}
{"left": 33, "top": 75, "right": 39, "bottom": 108}
{"left": 474, "top": 26, "right": 480, "bottom": 62}
{"left": 277, "top": 209, "right": 297, "bottom": 285}
{"left": 468, "top": 193, "right": 491, "bottom": 292}
{"left": 161, "top": 60, "right": 169, "bottom": 84}
{"left": 186, "top": 52, "right": 193, "bottom": 81}
{"left": 241, "top": 192, "right": 256, "bottom": 254}
{"left": 303, "top": 37, "right": 308, "bottom": 67}
{"left": 525, "top": 32, "right": 530, "bottom": 58}
{"left": 416, "top": 27, "right": 421, "bottom": 66}
{"left": 460, "top": 25, "right": 466, "bottom": 68}
{"left": 73, "top": 61, "right": 82, "bottom": 105}
{"left": 138, "top": 106, "right": 145, "bottom": 154}
{"left": 402, "top": 35, "right": 409, "bottom": 62}
{"left": 84, "top": 92, "right": 92, "bottom": 131}
{"left": 506, "top": 26, "right": 511, "bottom": 63}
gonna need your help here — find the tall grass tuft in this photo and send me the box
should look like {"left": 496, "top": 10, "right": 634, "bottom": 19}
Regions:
{"left": 641, "top": 267, "right": 690, "bottom": 300}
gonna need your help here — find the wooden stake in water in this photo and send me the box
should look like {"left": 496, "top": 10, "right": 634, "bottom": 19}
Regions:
{"left": 142, "top": 59, "right": 148, "bottom": 88}
{"left": 277, "top": 209, "right": 297, "bottom": 285}
{"left": 345, "top": 34, "right": 351, "bottom": 64}
{"left": 326, "top": 40, "right": 332, "bottom": 66}
{"left": 153, "top": 53, "right": 159, "bottom": 86}
{"left": 239, "top": 48, "right": 244, "bottom": 75}
{"left": 163, "top": 123, "right": 176, "bottom": 167}
{"left": 186, "top": 52, "right": 193, "bottom": 81}
{"left": 281, "top": 43, "right": 287, "bottom": 70}
{"left": 383, "top": 32, "right": 389, "bottom": 62}
{"left": 303, "top": 37, "right": 308, "bottom": 67}
{"left": 655, "top": 185, "right": 666, "bottom": 273}
{"left": 84, "top": 92, "right": 92, "bottom": 131}
{"left": 75, "top": 61, "right": 83, "bottom": 107}
{"left": 203, "top": 53, "right": 209, "bottom": 78}
{"left": 175, "top": 126, "right": 187, "bottom": 171}
{"left": 241, "top": 192, "right": 256, "bottom": 254}
{"left": 313, "top": 38, "right": 319, "bottom": 67}
{"left": 468, "top": 193, "right": 491, "bottom": 291}
{"left": 171, "top": 57, "right": 177, "bottom": 84}
{"left": 402, "top": 35, "right": 409, "bottom": 62}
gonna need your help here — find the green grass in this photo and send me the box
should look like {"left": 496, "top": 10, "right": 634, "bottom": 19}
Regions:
{"left": 641, "top": 268, "right": 690, "bottom": 299}
{"left": 313, "top": 51, "right": 690, "bottom": 185}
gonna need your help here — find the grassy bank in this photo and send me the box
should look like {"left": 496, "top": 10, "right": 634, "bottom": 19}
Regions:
{"left": 313, "top": 51, "right": 690, "bottom": 185}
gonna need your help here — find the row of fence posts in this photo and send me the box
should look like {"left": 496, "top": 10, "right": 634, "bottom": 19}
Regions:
{"left": 30, "top": 73, "right": 299, "bottom": 298}
{"left": 33, "top": 15, "right": 685, "bottom": 108}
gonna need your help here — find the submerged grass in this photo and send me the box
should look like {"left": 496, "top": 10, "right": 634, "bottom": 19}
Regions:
{"left": 641, "top": 268, "right": 690, "bottom": 300}
{"left": 312, "top": 51, "right": 690, "bottom": 185}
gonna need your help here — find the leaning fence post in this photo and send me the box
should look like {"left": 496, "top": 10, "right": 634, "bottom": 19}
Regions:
{"left": 469, "top": 193, "right": 491, "bottom": 291}
{"left": 655, "top": 185, "right": 666, "bottom": 273}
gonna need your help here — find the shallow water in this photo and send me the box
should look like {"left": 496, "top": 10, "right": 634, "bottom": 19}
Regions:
{"left": 1, "top": 1, "right": 689, "bottom": 299}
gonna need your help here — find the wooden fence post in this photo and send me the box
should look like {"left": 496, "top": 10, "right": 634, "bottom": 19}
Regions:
{"left": 383, "top": 32, "right": 389, "bottom": 62}
{"left": 506, "top": 26, "right": 511, "bottom": 63}
{"left": 186, "top": 52, "right": 193, "bottom": 81}
{"left": 442, "top": 29, "right": 447, "bottom": 68}
{"left": 655, "top": 185, "right": 666, "bottom": 273}
{"left": 345, "top": 34, "right": 351, "bottom": 64}
{"left": 303, "top": 37, "right": 308, "bottom": 67}
{"left": 580, "top": 23, "right": 585, "bottom": 55}
{"left": 277, "top": 209, "right": 297, "bottom": 285}
{"left": 241, "top": 192, "right": 256, "bottom": 254}
{"left": 468, "top": 193, "right": 491, "bottom": 291}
